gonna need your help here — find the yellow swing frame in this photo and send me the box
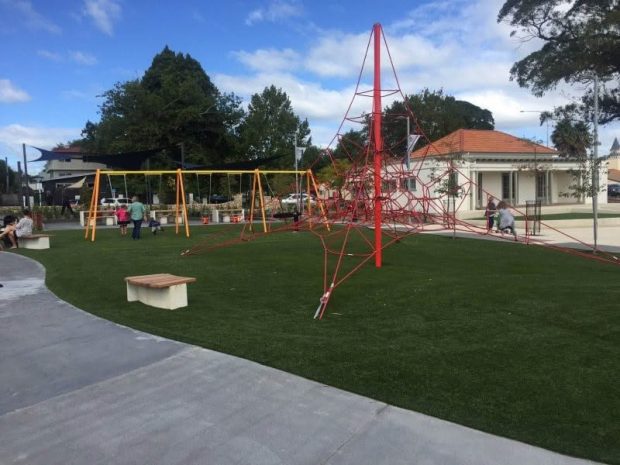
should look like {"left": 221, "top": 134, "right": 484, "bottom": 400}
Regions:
{"left": 85, "top": 168, "right": 328, "bottom": 241}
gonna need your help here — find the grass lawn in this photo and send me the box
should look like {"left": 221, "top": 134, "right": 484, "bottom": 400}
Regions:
{"left": 16, "top": 225, "right": 620, "bottom": 464}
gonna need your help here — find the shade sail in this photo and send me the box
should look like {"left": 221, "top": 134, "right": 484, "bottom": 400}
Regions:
{"left": 31, "top": 147, "right": 161, "bottom": 170}
{"left": 173, "top": 154, "right": 287, "bottom": 170}
{"left": 66, "top": 177, "right": 86, "bottom": 189}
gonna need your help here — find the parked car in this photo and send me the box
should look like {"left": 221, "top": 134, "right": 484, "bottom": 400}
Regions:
{"left": 208, "top": 194, "right": 232, "bottom": 204}
{"left": 100, "top": 197, "right": 131, "bottom": 208}
{"left": 281, "top": 193, "right": 316, "bottom": 205}
{"left": 608, "top": 184, "right": 620, "bottom": 197}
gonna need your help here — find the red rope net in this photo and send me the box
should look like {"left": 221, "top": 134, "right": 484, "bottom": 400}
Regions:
{"left": 185, "top": 24, "right": 619, "bottom": 319}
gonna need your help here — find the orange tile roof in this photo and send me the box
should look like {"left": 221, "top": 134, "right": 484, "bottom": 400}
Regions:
{"left": 411, "top": 129, "right": 557, "bottom": 158}
{"left": 52, "top": 145, "right": 83, "bottom": 154}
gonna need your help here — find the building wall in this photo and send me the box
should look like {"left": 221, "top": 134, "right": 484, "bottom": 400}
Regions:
{"left": 551, "top": 171, "right": 575, "bottom": 204}
{"left": 42, "top": 159, "right": 106, "bottom": 180}
{"left": 517, "top": 172, "right": 536, "bottom": 204}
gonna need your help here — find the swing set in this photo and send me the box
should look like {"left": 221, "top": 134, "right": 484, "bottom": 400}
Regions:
{"left": 85, "top": 168, "right": 327, "bottom": 241}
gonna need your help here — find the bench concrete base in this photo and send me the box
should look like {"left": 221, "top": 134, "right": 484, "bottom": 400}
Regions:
{"left": 20, "top": 235, "right": 50, "bottom": 250}
{"left": 126, "top": 282, "right": 189, "bottom": 310}
{"left": 125, "top": 274, "right": 196, "bottom": 310}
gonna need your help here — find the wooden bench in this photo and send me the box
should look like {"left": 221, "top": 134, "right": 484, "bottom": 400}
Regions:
{"left": 125, "top": 273, "right": 196, "bottom": 310}
{"left": 212, "top": 208, "right": 245, "bottom": 223}
{"left": 149, "top": 210, "right": 184, "bottom": 225}
{"left": 79, "top": 211, "right": 117, "bottom": 226}
{"left": 19, "top": 234, "right": 51, "bottom": 250}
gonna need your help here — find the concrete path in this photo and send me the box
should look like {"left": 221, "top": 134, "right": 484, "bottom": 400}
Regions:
{"left": 0, "top": 253, "right": 603, "bottom": 465}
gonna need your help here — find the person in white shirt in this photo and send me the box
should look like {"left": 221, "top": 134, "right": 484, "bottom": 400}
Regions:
{"left": 0, "top": 210, "right": 33, "bottom": 248}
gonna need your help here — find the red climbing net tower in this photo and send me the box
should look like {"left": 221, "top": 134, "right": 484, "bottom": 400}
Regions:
{"left": 185, "top": 23, "right": 619, "bottom": 319}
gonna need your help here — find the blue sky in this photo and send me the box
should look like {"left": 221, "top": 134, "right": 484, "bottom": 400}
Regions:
{"left": 1, "top": 0, "right": 618, "bottom": 174}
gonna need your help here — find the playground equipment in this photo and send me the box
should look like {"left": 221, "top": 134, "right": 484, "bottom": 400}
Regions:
{"left": 90, "top": 24, "right": 619, "bottom": 319}
{"left": 183, "top": 23, "right": 620, "bottom": 319}
{"left": 85, "top": 168, "right": 328, "bottom": 241}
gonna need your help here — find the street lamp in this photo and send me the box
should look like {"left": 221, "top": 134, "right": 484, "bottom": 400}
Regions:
{"left": 294, "top": 134, "right": 305, "bottom": 212}
{"left": 520, "top": 110, "right": 550, "bottom": 147}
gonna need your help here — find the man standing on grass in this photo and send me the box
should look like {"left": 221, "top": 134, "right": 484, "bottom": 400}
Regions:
{"left": 127, "top": 196, "right": 146, "bottom": 240}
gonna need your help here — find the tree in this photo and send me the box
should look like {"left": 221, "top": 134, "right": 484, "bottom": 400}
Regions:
{"left": 498, "top": 0, "right": 620, "bottom": 124}
{"left": 316, "top": 158, "right": 352, "bottom": 198}
{"left": 332, "top": 128, "right": 368, "bottom": 161}
{"left": 383, "top": 89, "right": 494, "bottom": 153}
{"left": 81, "top": 47, "right": 244, "bottom": 167}
{"left": 238, "top": 85, "right": 310, "bottom": 169}
{"left": 544, "top": 115, "right": 592, "bottom": 160}
{"left": 540, "top": 107, "right": 599, "bottom": 199}
{"left": 0, "top": 159, "right": 17, "bottom": 194}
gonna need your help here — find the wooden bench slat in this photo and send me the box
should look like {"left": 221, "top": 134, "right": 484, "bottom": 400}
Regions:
{"left": 125, "top": 273, "right": 196, "bottom": 289}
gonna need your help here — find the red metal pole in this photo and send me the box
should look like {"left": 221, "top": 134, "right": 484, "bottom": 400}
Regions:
{"left": 373, "top": 23, "right": 383, "bottom": 268}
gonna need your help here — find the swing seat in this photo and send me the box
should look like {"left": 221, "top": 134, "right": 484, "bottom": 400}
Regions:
{"left": 273, "top": 212, "right": 295, "bottom": 219}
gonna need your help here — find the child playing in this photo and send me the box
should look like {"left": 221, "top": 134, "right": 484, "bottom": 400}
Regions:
{"left": 115, "top": 205, "right": 130, "bottom": 236}
{"left": 148, "top": 218, "right": 163, "bottom": 235}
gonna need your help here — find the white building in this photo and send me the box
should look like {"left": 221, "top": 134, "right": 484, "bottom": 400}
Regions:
{"left": 399, "top": 129, "right": 607, "bottom": 213}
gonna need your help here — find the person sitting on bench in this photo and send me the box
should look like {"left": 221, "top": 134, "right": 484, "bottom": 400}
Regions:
{"left": 0, "top": 209, "right": 33, "bottom": 248}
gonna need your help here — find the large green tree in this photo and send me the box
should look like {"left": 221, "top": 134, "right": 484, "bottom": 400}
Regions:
{"left": 238, "top": 85, "right": 310, "bottom": 169}
{"left": 332, "top": 89, "right": 494, "bottom": 159}
{"left": 392, "top": 89, "right": 494, "bottom": 152}
{"left": 498, "top": 0, "right": 620, "bottom": 124}
{"left": 81, "top": 47, "right": 244, "bottom": 167}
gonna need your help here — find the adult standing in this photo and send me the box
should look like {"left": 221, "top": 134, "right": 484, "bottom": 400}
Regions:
{"left": 61, "top": 197, "right": 74, "bottom": 216}
{"left": 127, "top": 196, "right": 146, "bottom": 240}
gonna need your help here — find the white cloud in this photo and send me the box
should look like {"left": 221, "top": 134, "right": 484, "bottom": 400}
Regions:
{"left": 4, "top": 0, "right": 62, "bottom": 34}
{"left": 221, "top": 0, "right": 615, "bottom": 150}
{"left": 0, "top": 79, "right": 31, "bottom": 103}
{"left": 233, "top": 48, "right": 301, "bottom": 73}
{"left": 304, "top": 32, "right": 368, "bottom": 78}
{"left": 214, "top": 70, "right": 372, "bottom": 149}
{"left": 245, "top": 0, "right": 303, "bottom": 26}
{"left": 62, "top": 89, "right": 91, "bottom": 100}
{"left": 70, "top": 51, "right": 98, "bottom": 66}
{"left": 37, "top": 49, "right": 62, "bottom": 61}
{"left": 83, "top": 0, "right": 121, "bottom": 36}
{"left": 0, "top": 124, "right": 80, "bottom": 152}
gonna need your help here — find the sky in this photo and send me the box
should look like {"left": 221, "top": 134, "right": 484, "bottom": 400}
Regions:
{"left": 1, "top": 0, "right": 618, "bottom": 174}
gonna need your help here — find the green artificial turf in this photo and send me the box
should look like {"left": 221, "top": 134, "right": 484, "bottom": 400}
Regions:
{"left": 16, "top": 226, "right": 620, "bottom": 464}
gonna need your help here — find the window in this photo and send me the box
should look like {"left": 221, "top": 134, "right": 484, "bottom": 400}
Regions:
{"left": 501, "top": 172, "right": 517, "bottom": 202}
{"left": 403, "top": 177, "right": 416, "bottom": 191}
{"left": 536, "top": 172, "right": 546, "bottom": 200}
{"left": 381, "top": 180, "right": 397, "bottom": 192}
{"left": 501, "top": 173, "right": 510, "bottom": 200}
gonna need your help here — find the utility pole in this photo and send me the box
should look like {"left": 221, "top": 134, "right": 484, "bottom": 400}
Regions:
{"left": 294, "top": 134, "right": 305, "bottom": 213}
{"left": 592, "top": 75, "right": 599, "bottom": 252}
{"left": 22, "top": 143, "right": 30, "bottom": 208}
{"left": 4, "top": 157, "right": 9, "bottom": 194}
{"left": 17, "top": 161, "right": 23, "bottom": 207}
